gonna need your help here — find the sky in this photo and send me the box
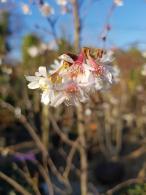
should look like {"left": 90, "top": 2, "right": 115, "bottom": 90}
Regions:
{"left": 1, "top": 0, "right": 146, "bottom": 59}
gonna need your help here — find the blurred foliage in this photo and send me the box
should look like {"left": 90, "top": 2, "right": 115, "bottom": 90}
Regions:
{"left": 0, "top": 12, "right": 11, "bottom": 54}
{"left": 117, "top": 183, "right": 146, "bottom": 195}
{"left": 58, "top": 38, "right": 75, "bottom": 55}
{"left": 22, "top": 34, "right": 40, "bottom": 62}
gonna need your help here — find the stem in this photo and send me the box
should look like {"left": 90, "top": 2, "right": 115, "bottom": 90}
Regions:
{"left": 72, "top": 0, "right": 81, "bottom": 51}
{"left": 0, "top": 171, "right": 31, "bottom": 195}
{"left": 77, "top": 104, "right": 88, "bottom": 195}
{"left": 41, "top": 105, "right": 50, "bottom": 149}
{"left": 72, "top": 1, "right": 88, "bottom": 194}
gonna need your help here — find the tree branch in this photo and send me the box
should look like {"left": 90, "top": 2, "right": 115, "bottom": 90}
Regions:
{"left": 0, "top": 171, "right": 31, "bottom": 195}
{"left": 106, "top": 177, "right": 146, "bottom": 195}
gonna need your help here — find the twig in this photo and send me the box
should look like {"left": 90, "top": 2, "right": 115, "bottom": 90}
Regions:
{"left": 98, "top": 2, "right": 116, "bottom": 46}
{"left": 0, "top": 100, "right": 48, "bottom": 157}
{"left": 0, "top": 171, "right": 31, "bottom": 195}
{"left": 77, "top": 104, "right": 88, "bottom": 195}
{"left": 47, "top": 18, "right": 59, "bottom": 46}
{"left": 17, "top": 167, "right": 41, "bottom": 195}
{"left": 49, "top": 113, "right": 75, "bottom": 146}
{"left": 106, "top": 177, "right": 146, "bottom": 195}
{"left": 71, "top": 0, "right": 81, "bottom": 51}
{"left": 121, "top": 145, "right": 146, "bottom": 161}
{"left": 63, "top": 139, "right": 79, "bottom": 179}
{"left": 38, "top": 162, "right": 54, "bottom": 195}
{"left": 48, "top": 158, "right": 69, "bottom": 186}
{"left": 0, "top": 141, "right": 35, "bottom": 156}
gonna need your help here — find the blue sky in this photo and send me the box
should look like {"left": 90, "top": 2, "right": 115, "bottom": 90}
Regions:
{"left": 22, "top": 0, "right": 146, "bottom": 49}
{"left": 1, "top": 0, "right": 146, "bottom": 59}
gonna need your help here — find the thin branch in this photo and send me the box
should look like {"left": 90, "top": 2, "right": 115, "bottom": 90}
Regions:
{"left": 17, "top": 168, "right": 41, "bottom": 195}
{"left": 71, "top": 0, "right": 81, "bottom": 51}
{"left": 49, "top": 113, "right": 75, "bottom": 146}
{"left": 47, "top": 17, "right": 60, "bottom": 46}
{"left": 121, "top": 145, "right": 146, "bottom": 161}
{"left": 0, "top": 100, "right": 48, "bottom": 157}
{"left": 38, "top": 162, "right": 54, "bottom": 195}
{"left": 63, "top": 139, "right": 79, "bottom": 179}
{"left": 48, "top": 158, "right": 69, "bottom": 186}
{"left": 0, "top": 171, "right": 31, "bottom": 195}
{"left": 106, "top": 177, "right": 146, "bottom": 195}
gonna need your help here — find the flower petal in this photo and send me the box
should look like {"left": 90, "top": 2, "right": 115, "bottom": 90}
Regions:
{"left": 52, "top": 93, "right": 66, "bottom": 107}
{"left": 41, "top": 91, "right": 50, "bottom": 105}
{"left": 28, "top": 81, "right": 40, "bottom": 89}
{"left": 38, "top": 66, "right": 47, "bottom": 77}
{"left": 25, "top": 76, "right": 40, "bottom": 82}
{"left": 59, "top": 54, "right": 74, "bottom": 63}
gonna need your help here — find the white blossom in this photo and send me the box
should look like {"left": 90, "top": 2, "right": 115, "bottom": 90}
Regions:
{"left": 114, "top": 0, "right": 123, "bottom": 6}
{"left": 26, "top": 48, "right": 116, "bottom": 107}
{"left": 25, "top": 67, "right": 55, "bottom": 105}
{"left": 27, "top": 46, "right": 39, "bottom": 57}
{"left": 21, "top": 4, "right": 31, "bottom": 15}
{"left": 85, "top": 108, "right": 92, "bottom": 116}
{"left": 56, "top": 0, "right": 68, "bottom": 6}
{"left": 40, "top": 3, "right": 54, "bottom": 17}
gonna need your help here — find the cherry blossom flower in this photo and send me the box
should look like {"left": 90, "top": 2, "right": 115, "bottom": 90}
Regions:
{"left": 114, "top": 0, "right": 123, "bottom": 6}
{"left": 50, "top": 60, "right": 61, "bottom": 74}
{"left": 59, "top": 52, "right": 94, "bottom": 92}
{"left": 25, "top": 66, "right": 55, "bottom": 105}
{"left": 85, "top": 108, "right": 92, "bottom": 116}
{"left": 85, "top": 50, "right": 115, "bottom": 90}
{"left": 21, "top": 3, "right": 31, "bottom": 15}
{"left": 26, "top": 48, "right": 116, "bottom": 107}
{"left": 56, "top": 0, "right": 68, "bottom": 14}
{"left": 27, "top": 46, "right": 39, "bottom": 57}
{"left": 53, "top": 81, "right": 88, "bottom": 106}
{"left": 25, "top": 66, "right": 49, "bottom": 89}
{"left": 40, "top": 3, "right": 54, "bottom": 17}
{"left": 56, "top": 0, "right": 68, "bottom": 6}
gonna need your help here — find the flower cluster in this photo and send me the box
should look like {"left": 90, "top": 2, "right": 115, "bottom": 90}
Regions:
{"left": 25, "top": 48, "right": 118, "bottom": 107}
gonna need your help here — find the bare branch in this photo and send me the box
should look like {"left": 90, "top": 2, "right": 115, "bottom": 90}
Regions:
{"left": 38, "top": 162, "right": 54, "bottom": 195}
{"left": 48, "top": 158, "right": 69, "bottom": 187}
{"left": 17, "top": 167, "right": 41, "bottom": 195}
{"left": 0, "top": 100, "right": 48, "bottom": 157}
{"left": 63, "top": 139, "right": 79, "bottom": 179}
{"left": 49, "top": 113, "right": 75, "bottom": 146}
{"left": 71, "top": 0, "right": 81, "bottom": 51}
{"left": 106, "top": 177, "right": 146, "bottom": 195}
{"left": 0, "top": 171, "right": 31, "bottom": 195}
